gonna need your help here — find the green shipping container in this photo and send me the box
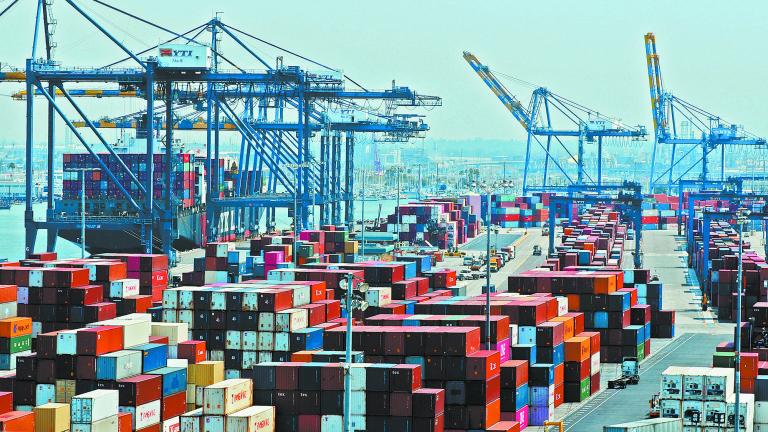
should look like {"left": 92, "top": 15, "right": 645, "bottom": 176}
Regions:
{"left": 712, "top": 352, "right": 736, "bottom": 368}
{"left": 0, "top": 335, "right": 31, "bottom": 354}
{"left": 637, "top": 343, "right": 645, "bottom": 361}
{"left": 580, "top": 377, "right": 591, "bottom": 400}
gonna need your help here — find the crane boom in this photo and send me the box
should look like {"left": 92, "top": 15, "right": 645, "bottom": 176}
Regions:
{"left": 462, "top": 51, "right": 531, "bottom": 130}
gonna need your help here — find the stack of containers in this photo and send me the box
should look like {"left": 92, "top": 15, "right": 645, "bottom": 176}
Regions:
{"left": 508, "top": 270, "right": 655, "bottom": 362}
{"left": 181, "top": 242, "right": 233, "bottom": 285}
{"left": 7, "top": 313, "right": 196, "bottom": 430}
{"left": 180, "top": 379, "right": 276, "bottom": 432}
{"left": 8, "top": 265, "right": 120, "bottom": 336}
{"left": 640, "top": 194, "right": 680, "bottom": 230}
{"left": 322, "top": 325, "right": 509, "bottom": 429}
{"left": 481, "top": 193, "right": 572, "bottom": 229}
{"left": 251, "top": 362, "right": 449, "bottom": 431}
{"left": 500, "top": 360, "right": 530, "bottom": 429}
{"left": 159, "top": 282, "right": 340, "bottom": 377}
{"left": 97, "top": 253, "right": 169, "bottom": 302}
{"left": 659, "top": 366, "right": 743, "bottom": 431}
{"left": 0, "top": 315, "right": 31, "bottom": 371}
{"left": 61, "top": 153, "right": 201, "bottom": 212}
{"left": 382, "top": 197, "right": 480, "bottom": 249}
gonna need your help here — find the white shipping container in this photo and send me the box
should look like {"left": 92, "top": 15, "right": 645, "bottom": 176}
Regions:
{"left": 275, "top": 309, "right": 308, "bottom": 332}
{"left": 0, "top": 302, "right": 17, "bottom": 320}
{"left": 508, "top": 324, "right": 518, "bottom": 345}
{"left": 683, "top": 367, "right": 707, "bottom": 400}
{"left": 703, "top": 400, "right": 726, "bottom": 427}
{"left": 591, "top": 353, "right": 601, "bottom": 375}
{"left": 726, "top": 393, "right": 754, "bottom": 431}
{"left": 110, "top": 279, "right": 140, "bottom": 298}
{"left": 349, "top": 365, "right": 368, "bottom": 391}
{"left": 119, "top": 399, "right": 161, "bottom": 429}
{"left": 157, "top": 44, "right": 209, "bottom": 70}
{"left": 180, "top": 409, "right": 203, "bottom": 432}
{"left": 202, "top": 415, "right": 225, "bottom": 432}
{"left": 704, "top": 368, "right": 734, "bottom": 402}
{"left": 556, "top": 296, "right": 568, "bottom": 316}
{"left": 681, "top": 400, "right": 703, "bottom": 426}
{"left": 755, "top": 423, "right": 768, "bottom": 432}
{"left": 225, "top": 406, "right": 275, "bottom": 432}
{"left": 602, "top": 417, "right": 683, "bottom": 432}
{"left": 661, "top": 399, "right": 682, "bottom": 418}
{"left": 756, "top": 401, "right": 768, "bottom": 424}
{"left": 71, "top": 390, "right": 119, "bottom": 423}
{"left": 661, "top": 367, "right": 685, "bottom": 400}
{"left": 163, "top": 416, "right": 180, "bottom": 432}
{"left": 365, "top": 287, "right": 392, "bottom": 307}
{"left": 71, "top": 415, "right": 120, "bottom": 432}
{"left": 152, "top": 322, "right": 189, "bottom": 345}
{"left": 203, "top": 379, "right": 253, "bottom": 415}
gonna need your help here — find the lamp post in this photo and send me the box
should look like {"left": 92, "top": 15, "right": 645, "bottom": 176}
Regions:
{"left": 286, "top": 162, "right": 310, "bottom": 266}
{"left": 735, "top": 206, "right": 750, "bottom": 432}
{"left": 481, "top": 181, "right": 501, "bottom": 350}
{"left": 64, "top": 167, "right": 97, "bottom": 258}
{"left": 339, "top": 274, "right": 369, "bottom": 432}
{"left": 361, "top": 169, "right": 366, "bottom": 258}
{"left": 395, "top": 166, "right": 402, "bottom": 254}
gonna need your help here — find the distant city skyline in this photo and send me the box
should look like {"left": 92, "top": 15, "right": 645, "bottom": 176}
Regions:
{"left": 0, "top": 0, "right": 766, "bottom": 148}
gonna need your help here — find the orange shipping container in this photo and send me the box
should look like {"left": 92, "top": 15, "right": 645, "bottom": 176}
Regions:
{"left": 0, "top": 286, "right": 16, "bottom": 304}
{"left": 0, "top": 317, "right": 32, "bottom": 338}
{"left": 550, "top": 316, "right": 574, "bottom": 340}
{"left": 0, "top": 411, "right": 34, "bottom": 432}
{"left": 566, "top": 294, "right": 580, "bottom": 311}
{"left": 564, "top": 337, "right": 591, "bottom": 362}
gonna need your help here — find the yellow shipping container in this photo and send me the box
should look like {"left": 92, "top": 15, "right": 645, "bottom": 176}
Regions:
{"left": 34, "top": 403, "right": 70, "bottom": 432}
{"left": 190, "top": 361, "right": 225, "bottom": 387}
{"left": 344, "top": 241, "right": 359, "bottom": 254}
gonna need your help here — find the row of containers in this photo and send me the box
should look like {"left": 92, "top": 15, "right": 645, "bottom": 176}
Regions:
{"left": 479, "top": 193, "right": 574, "bottom": 229}
{"left": 688, "top": 200, "right": 768, "bottom": 323}
{"left": 1, "top": 202, "right": 673, "bottom": 430}
{"left": 657, "top": 335, "right": 768, "bottom": 432}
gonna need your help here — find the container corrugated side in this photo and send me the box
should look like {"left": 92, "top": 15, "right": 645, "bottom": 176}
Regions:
{"left": 603, "top": 417, "right": 683, "bottom": 432}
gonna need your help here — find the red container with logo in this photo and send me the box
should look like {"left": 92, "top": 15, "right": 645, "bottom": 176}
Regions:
{"left": 466, "top": 350, "right": 501, "bottom": 380}
{"left": 177, "top": 341, "right": 206, "bottom": 364}
{"left": 257, "top": 289, "right": 293, "bottom": 312}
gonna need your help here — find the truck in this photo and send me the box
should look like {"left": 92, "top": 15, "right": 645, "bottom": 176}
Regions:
{"left": 607, "top": 357, "right": 640, "bottom": 389}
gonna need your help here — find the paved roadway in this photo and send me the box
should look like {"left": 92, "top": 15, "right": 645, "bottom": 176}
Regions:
{"left": 460, "top": 232, "right": 522, "bottom": 251}
{"left": 553, "top": 228, "right": 732, "bottom": 431}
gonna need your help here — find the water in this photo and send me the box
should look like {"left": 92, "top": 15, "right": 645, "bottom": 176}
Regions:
{"left": 1, "top": 202, "right": 83, "bottom": 261}
{"left": 272, "top": 198, "right": 400, "bottom": 230}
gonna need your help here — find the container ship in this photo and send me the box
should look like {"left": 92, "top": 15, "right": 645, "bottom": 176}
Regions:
{"left": 56, "top": 152, "right": 241, "bottom": 253}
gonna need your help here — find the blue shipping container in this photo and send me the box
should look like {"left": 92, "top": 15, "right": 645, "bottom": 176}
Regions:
{"left": 129, "top": 343, "right": 168, "bottom": 373}
{"left": 150, "top": 366, "right": 187, "bottom": 396}
{"left": 594, "top": 311, "right": 609, "bottom": 329}
{"left": 515, "top": 383, "right": 529, "bottom": 410}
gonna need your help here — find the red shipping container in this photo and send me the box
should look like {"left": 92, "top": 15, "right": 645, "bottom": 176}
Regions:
{"left": 117, "top": 375, "right": 162, "bottom": 406}
{"left": 118, "top": 412, "right": 132, "bottom": 432}
{"left": 741, "top": 352, "right": 759, "bottom": 379}
{"left": 0, "top": 286, "right": 16, "bottom": 304}
{"left": 70, "top": 285, "right": 104, "bottom": 305}
{"left": 136, "top": 423, "right": 161, "bottom": 432}
{"left": 0, "top": 392, "right": 11, "bottom": 414}
{"left": 466, "top": 350, "right": 501, "bottom": 380}
{"left": 501, "top": 360, "right": 528, "bottom": 388}
{"left": 554, "top": 384, "right": 564, "bottom": 407}
{"left": 468, "top": 398, "right": 500, "bottom": 429}
{"left": 390, "top": 392, "right": 413, "bottom": 417}
{"left": 487, "top": 421, "right": 521, "bottom": 432}
{"left": 257, "top": 289, "right": 293, "bottom": 312}
{"left": 317, "top": 300, "right": 341, "bottom": 321}
{"left": 177, "top": 341, "right": 206, "bottom": 364}
{"left": 95, "top": 262, "right": 128, "bottom": 282}
{"left": 579, "top": 331, "right": 601, "bottom": 355}
{"left": 161, "top": 391, "right": 186, "bottom": 420}
{"left": 299, "top": 304, "right": 326, "bottom": 327}
{"left": 77, "top": 325, "right": 124, "bottom": 355}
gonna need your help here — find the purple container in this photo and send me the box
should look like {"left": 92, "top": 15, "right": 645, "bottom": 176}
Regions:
{"left": 529, "top": 386, "right": 552, "bottom": 407}
{"left": 530, "top": 404, "right": 554, "bottom": 426}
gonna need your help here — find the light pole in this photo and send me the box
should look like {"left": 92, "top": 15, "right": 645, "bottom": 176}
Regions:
{"left": 286, "top": 162, "right": 310, "bottom": 266}
{"left": 481, "top": 181, "right": 500, "bottom": 350}
{"left": 339, "top": 274, "right": 369, "bottom": 432}
{"left": 735, "top": 206, "right": 750, "bottom": 432}
{"left": 395, "top": 166, "right": 402, "bottom": 254}
{"left": 64, "top": 167, "right": 97, "bottom": 258}
{"left": 361, "top": 169, "right": 366, "bottom": 258}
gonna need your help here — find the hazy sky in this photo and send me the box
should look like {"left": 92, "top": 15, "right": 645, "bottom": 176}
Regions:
{"left": 1, "top": 0, "right": 767, "bottom": 144}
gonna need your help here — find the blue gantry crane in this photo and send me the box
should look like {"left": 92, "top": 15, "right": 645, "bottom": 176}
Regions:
{"left": 463, "top": 51, "right": 647, "bottom": 194}
{"left": 644, "top": 33, "right": 766, "bottom": 193}
{"left": 3, "top": 0, "right": 440, "bottom": 258}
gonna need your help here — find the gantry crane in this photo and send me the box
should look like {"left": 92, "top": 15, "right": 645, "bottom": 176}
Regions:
{"left": 1, "top": 0, "right": 440, "bottom": 258}
{"left": 463, "top": 51, "right": 647, "bottom": 194}
{"left": 644, "top": 33, "right": 766, "bottom": 192}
